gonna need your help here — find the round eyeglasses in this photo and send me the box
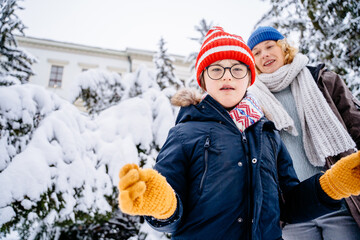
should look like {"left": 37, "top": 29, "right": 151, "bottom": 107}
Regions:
{"left": 205, "top": 64, "right": 249, "bottom": 80}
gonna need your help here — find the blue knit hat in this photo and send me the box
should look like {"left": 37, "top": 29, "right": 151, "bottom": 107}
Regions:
{"left": 247, "top": 26, "right": 284, "bottom": 50}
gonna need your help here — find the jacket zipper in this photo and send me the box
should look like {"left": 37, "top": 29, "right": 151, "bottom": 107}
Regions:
{"left": 199, "top": 136, "right": 210, "bottom": 193}
{"left": 205, "top": 99, "right": 252, "bottom": 236}
{"left": 246, "top": 151, "right": 252, "bottom": 240}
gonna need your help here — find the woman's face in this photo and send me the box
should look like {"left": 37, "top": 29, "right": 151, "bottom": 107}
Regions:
{"left": 252, "top": 40, "right": 285, "bottom": 74}
{"left": 204, "top": 59, "right": 250, "bottom": 109}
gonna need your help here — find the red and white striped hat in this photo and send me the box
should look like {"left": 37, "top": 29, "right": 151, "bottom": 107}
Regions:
{"left": 195, "top": 26, "right": 256, "bottom": 87}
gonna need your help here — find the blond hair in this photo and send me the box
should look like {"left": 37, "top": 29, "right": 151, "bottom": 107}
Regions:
{"left": 255, "top": 39, "right": 298, "bottom": 74}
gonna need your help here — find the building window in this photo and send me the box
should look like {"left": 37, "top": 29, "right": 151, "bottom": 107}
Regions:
{"left": 49, "top": 65, "right": 63, "bottom": 88}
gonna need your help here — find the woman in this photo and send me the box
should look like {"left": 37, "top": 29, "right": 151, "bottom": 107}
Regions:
{"left": 117, "top": 27, "right": 360, "bottom": 239}
{"left": 247, "top": 26, "right": 360, "bottom": 239}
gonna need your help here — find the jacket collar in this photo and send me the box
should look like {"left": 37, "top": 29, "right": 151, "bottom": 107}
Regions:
{"left": 172, "top": 88, "right": 274, "bottom": 134}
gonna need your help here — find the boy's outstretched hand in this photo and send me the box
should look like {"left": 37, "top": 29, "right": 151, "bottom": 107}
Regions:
{"left": 118, "top": 163, "right": 177, "bottom": 219}
{"left": 320, "top": 151, "right": 360, "bottom": 200}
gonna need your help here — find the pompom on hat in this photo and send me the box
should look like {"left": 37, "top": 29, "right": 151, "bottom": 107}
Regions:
{"left": 247, "top": 26, "right": 284, "bottom": 50}
{"left": 195, "top": 26, "right": 256, "bottom": 87}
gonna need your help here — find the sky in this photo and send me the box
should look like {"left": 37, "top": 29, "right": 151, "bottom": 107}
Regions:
{"left": 17, "top": 0, "right": 271, "bottom": 56}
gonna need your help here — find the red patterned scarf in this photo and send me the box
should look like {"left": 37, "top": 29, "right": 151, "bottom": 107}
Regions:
{"left": 229, "top": 95, "right": 264, "bottom": 132}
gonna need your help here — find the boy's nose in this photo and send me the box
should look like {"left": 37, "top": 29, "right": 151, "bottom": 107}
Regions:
{"left": 222, "top": 68, "right": 233, "bottom": 80}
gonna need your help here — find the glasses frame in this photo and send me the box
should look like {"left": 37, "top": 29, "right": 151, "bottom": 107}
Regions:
{"left": 205, "top": 63, "right": 249, "bottom": 80}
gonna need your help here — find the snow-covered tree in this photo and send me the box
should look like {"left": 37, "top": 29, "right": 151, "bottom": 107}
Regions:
{"left": 0, "top": 84, "right": 116, "bottom": 239}
{"left": 0, "top": 84, "right": 58, "bottom": 172}
{"left": 186, "top": 19, "right": 213, "bottom": 71}
{"left": 255, "top": 0, "right": 360, "bottom": 98}
{"left": 127, "top": 64, "right": 159, "bottom": 98}
{"left": 0, "top": 69, "right": 176, "bottom": 239}
{"left": 0, "top": 0, "right": 36, "bottom": 85}
{"left": 185, "top": 19, "right": 213, "bottom": 88}
{"left": 153, "top": 37, "right": 182, "bottom": 91}
{"left": 70, "top": 69, "right": 126, "bottom": 116}
{"left": 126, "top": 65, "right": 171, "bottom": 160}
{"left": 58, "top": 211, "right": 142, "bottom": 240}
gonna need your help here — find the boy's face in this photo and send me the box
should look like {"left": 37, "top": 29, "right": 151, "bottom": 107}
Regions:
{"left": 204, "top": 59, "right": 250, "bottom": 109}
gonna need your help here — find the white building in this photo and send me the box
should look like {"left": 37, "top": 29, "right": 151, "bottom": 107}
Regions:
{"left": 16, "top": 35, "right": 193, "bottom": 101}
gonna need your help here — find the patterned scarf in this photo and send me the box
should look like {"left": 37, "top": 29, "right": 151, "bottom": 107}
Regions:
{"left": 229, "top": 94, "right": 264, "bottom": 132}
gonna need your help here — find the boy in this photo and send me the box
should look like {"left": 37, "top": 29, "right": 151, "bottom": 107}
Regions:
{"left": 118, "top": 27, "right": 360, "bottom": 239}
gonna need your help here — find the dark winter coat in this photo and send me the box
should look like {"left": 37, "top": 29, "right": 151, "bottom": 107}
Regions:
{"left": 308, "top": 64, "right": 360, "bottom": 227}
{"left": 145, "top": 90, "right": 341, "bottom": 240}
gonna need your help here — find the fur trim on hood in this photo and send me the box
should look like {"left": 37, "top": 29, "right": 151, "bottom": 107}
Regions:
{"left": 171, "top": 88, "right": 203, "bottom": 107}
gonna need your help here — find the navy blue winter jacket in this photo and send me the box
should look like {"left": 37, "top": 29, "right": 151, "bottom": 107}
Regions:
{"left": 146, "top": 91, "right": 341, "bottom": 240}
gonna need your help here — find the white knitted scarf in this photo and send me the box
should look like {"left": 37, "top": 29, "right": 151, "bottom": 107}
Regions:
{"left": 248, "top": 53, "right": 355, "bottom": 166}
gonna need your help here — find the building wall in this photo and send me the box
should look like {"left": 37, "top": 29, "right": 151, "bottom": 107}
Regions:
{"left": 16, "top": 36, "right": 192, "bottom": 101}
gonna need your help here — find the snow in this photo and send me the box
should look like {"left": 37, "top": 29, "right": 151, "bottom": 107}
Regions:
{"left": 0, "top": 65, "right": 178, "bottom": 239}
{"left": 0, "top": 206, "right": 15, "bottom": 226}
{"left": 69, "top": 69, "right": 127, "bottom": 115}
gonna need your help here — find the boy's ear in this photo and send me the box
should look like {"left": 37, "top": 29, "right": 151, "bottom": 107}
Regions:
{"left": 200, "top": 72, "right": 207, "bottom": 91}
{"left": 247, "top": 77, "right": 251, "bottom": 87}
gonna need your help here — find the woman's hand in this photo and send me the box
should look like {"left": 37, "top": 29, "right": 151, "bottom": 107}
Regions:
{"left": 320, "top": 151, "right": 360, "bottom": 200}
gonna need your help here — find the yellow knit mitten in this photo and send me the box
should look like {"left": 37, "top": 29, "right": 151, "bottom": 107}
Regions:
{"left": 320, "top": 151, "right": 360, "bottom": 200}
{"left": 118, "top": 163, "right": 177, "bottom": 219}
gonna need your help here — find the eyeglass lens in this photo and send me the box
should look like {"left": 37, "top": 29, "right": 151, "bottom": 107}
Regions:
{"left": 207, "top": 64, "right": 248, "bottom": 80}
